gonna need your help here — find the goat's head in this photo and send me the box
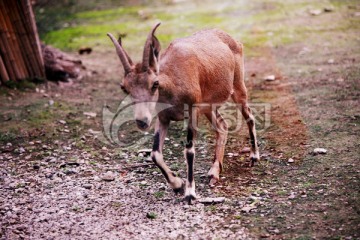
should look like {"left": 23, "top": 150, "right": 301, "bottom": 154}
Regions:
{"left": 107, "top": 23, "right": 161, "bottom": 131}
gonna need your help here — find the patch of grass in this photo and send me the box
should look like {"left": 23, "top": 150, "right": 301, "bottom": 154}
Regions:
{"left": 111, "top": 201, "right": 122, "bottom": 208}
{"left": 146, "top": 212, "right": 157, "bottom": 219}
{"left": 72, "top": 205, "right": 81, "bottom": 212}
{"left": 74, "top": 6, "right": 141, "bottom": 22}
{"left": 234, "top": 215, "right": 242, "bottom": 220}
{"left": 2, "top": 79, "right": 45, "bottom": 91}
{"left": 0, "top": 131, "right": 17, "bottom": 144}
{"left": 153, "top": 191, "right": 165, "bottom": 199}
{"left": 206, "top": 205, "right": 217, "bottom": 212}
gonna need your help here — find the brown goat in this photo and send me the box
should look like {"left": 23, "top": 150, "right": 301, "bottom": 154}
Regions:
{"left": 107, "top": 23, "right": 259, "bottom": 204}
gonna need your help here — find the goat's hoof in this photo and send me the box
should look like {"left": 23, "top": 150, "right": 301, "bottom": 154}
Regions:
{"left": 173, "top": 180, "right": 185, "bottom": 195}
{"left": 184, "top": 194, "right": 196, "bottom": 205}
{"left": 208, "top": 176, "right": 219, "bottom": 186}
{"left": 249, "top": 157, "right": 259, "bottom": 167}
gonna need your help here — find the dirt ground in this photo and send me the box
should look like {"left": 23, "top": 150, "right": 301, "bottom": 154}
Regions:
{"left": 1, "top": 0, "right": 359, "bottom": 239}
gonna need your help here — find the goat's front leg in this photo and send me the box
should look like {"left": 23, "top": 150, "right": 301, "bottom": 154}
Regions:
{"left": 151, "top": 119, "right": 185, "bottom": 194}
{"left": 184, "top": 126, "right": 197, "bottom": 204}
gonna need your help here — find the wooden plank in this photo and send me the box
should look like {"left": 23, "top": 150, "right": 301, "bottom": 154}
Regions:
{"left": 26, "top": 0, "right": 45, "bottom": 73}
{"left": 0, "top": 54, "right": 9, "bottom": 83}
{"left": 2, "top": 0, "right": 27, "bottom": 79}
{"left": 0, "top": 2, "right": 17, "bottom": 80}
{"left": 20, "top": 0, "right": 45, "bottom": 78}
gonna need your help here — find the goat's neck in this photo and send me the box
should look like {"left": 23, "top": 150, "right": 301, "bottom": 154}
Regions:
{"left": 158, "top": 73, "right": 176, "bottom": 104}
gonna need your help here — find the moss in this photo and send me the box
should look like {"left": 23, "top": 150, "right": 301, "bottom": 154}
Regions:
{"left": 0, "top": 131, "right": 17, "bottom": 144}
{"left": 2, "top": 79, "right": 44, "bottom": 90}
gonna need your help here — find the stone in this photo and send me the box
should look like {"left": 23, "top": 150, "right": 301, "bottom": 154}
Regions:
{"left": 101, "top": 171, "right": 115, "bottom": 181}
{"left": 240, "top": 147, "right": 251, "bottom": 153}
{"left": 137, "top": 149, "right": 152, "bottom": 157}
{"left": 264, "top": 75, "right": 276, "bottom": 81}
{"left": 83, "top": 184, "right": 93, "bottom": 189}
{"left": 84, "top": 112, "right": 97, "bottom": 118}
{"left": 310, "top": 9, "right": 322, "bottom": 16}
{"left": 288, "top": 158, "right": 295, "bottom": 163}
{"left": 199, "top": 197, "right": 226, "bottom": 204}
{"left": 313, "top": 148, "right": 327, "bottom": 154}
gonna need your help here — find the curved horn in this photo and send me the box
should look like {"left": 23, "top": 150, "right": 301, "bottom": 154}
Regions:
{"left": 142, "top": 22, "right": 161, "bottom": 72}
{"left": 117, "top": 36, "right": 133, "bottom": 66}
{"left": 107, "top": 33, "right": 132, "bottom": 74}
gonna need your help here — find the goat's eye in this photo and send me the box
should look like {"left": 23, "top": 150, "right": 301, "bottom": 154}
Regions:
{"left": 152, "top": 81, "right": 159, "bottom": 91}
{"left": 120, "top": 85, "right": 129, "bottom": 94}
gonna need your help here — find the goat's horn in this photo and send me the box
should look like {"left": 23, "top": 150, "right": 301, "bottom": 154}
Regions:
{"left": 142, "top": 22, "right": 161, "bottom": 72}
{"left": 107, "top": 33, "right": 132, "bottom": 74}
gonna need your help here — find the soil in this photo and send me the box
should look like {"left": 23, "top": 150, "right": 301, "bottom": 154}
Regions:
{"left": 1, "top": 1, "right": 359, "bottom": 239}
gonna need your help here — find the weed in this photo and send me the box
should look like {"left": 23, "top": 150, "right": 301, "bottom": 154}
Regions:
{"left": 146, "top": 212, "right": 157, "bottom": 219}
{"left": 0, "top": 131, "right": 17, "bottom": 144}
{"left": 154, "top": 191, "right": 165, "bottom": 199}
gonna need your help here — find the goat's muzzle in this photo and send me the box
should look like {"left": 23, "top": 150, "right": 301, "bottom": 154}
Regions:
{"left": 135, "top": 118, "right": 149, "bottom": 130}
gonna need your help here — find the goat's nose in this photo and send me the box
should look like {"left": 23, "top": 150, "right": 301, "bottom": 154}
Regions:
{"left": 135, "top": 119, "right": 149, "bottom": 130}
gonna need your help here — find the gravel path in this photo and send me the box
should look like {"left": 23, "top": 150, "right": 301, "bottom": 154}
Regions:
{"left": 0, "top": 140, "right": 253, "bottom": 239}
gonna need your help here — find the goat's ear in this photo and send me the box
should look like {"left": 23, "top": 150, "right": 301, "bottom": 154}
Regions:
{"left": 149, "top": 35, "right": 161, "bottom": 74}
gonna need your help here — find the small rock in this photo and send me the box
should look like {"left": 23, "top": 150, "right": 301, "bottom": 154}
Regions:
{"left": 264, "top": 75, "right": 276, "bottom": 81}
{"left": 310, "top": 9, "right": 322, "bottom": 16}
{"left": 137, "top": 149, "right": 152, "bottom": 157}
{"left": 102, "top": 146, "right": 108, "bottom": 151}
{"left": 19, "top": 147, "right": 26, "bottom": 153}
{"left": 327, "top": 59, "right": 335, "bottom": 64}
{"left": 288, "top": 192, "right": 296, "bottom": 199}
{"left": 82, "top": 184, "right": 93, "bottom": 189}
{"left": 288, "top": 158, "right": 295, "bottom": 163}
{"left": 49, "top": 100, "right": 54, "bottom": 106}
{"left": 59, "top": 120, "right": 67, "bottom": 124}
{"left": 101, "top": 171, "right": 115, "bottom": 181}
{"left": 84, "top": 112, "right": 97, "bottom": 118}
{"left": 33, "top": 164, "right": 40, "bottom": 170}
{"left": 313, "top": 148, "right": 327, "bottom": 154}
{"left": 64, "top": 169, "right": 77, "bottom": 175}
{"left": 240, "top": 205, "right": 256, "bottom": 213}
{"left": 324, "top": 6, "right": 334, "bottom": 12}
{"left": 199, "top": 197, "right": 226, "bottom": 204}
{"left": 240, "top": 147, "right": 251, "bottom": 153}
{"left": 138, "top": 153, "right": 144, "bottom": 158}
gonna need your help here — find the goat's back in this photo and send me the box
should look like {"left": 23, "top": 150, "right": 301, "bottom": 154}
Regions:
{"left": 160, "top": 29, "right": 242, "bottom": 104}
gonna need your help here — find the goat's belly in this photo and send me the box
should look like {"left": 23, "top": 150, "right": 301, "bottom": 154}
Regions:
{"left": 201, "top": 81, "right": 233, "bottom": 103}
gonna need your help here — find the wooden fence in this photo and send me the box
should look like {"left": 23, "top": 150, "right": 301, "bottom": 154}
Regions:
{"left": 0, "top": 0, "right": 45, "bottom": 84}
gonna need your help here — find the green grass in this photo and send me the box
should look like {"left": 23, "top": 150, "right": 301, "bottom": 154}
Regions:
{"left": 153, "top": 191, "right": 165, "bottom": 199}
{"left": 37, "top": 0, "right": 359, "bottom": 56}
{"left": 0, "top": 131, "right": 17, "bottom": 144}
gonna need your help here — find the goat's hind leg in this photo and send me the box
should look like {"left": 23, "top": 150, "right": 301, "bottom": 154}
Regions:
{"left": 232, "top": 53, "right": 260, "bottom": 167}
{"left": 204, "top": 110, "right": 228, "bottom": 185}
{"left": 241, "top": 103, "right": 260, "bottom": 166}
